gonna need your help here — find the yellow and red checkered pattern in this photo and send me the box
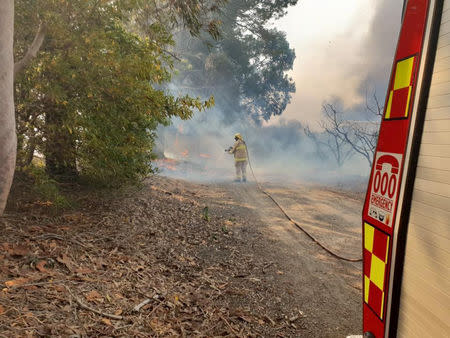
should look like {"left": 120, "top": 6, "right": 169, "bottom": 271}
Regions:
{"left": 364, "top": 223, "right": 390, "bottom": 319}
{"left": 385, "top": 56, "right": 415, "bottom": 119}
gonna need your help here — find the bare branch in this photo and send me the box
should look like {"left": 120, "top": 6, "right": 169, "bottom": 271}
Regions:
{"left": 320, "top": 101, "right": 378, "bottom": 167}
{"left": 365, "top": 92, "right": 383, "bottom": 117}
{"left": 14, "top": 22, "right": 46, "bottom": 80}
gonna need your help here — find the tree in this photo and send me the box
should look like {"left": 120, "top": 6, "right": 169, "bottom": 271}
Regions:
{"left": 131, "top": 0, "right": 226, "bottom": 40}
{"left": 172, "top": 0, "right": 297, "bottom": 124}
{"left": 319, "top": 94, "right": 382, "bottom": 167}
{"left": 304, "top": 125, "right": 354, "bottom": 167}
{"left": 14, "top": 0, "right": 216, "bottom": 186}
{"left": 0, "top": 1, "right": 16, "bottom": 214}
{"left": 2, "top": 0, "right": 228, "bottom": 214}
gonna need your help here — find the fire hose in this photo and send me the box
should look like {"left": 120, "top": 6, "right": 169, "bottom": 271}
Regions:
{"left": 244, "top": 142, "right": 363, "bottom": 263}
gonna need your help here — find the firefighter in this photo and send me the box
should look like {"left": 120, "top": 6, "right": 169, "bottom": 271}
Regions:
{"left": 226, "top": 133, "right": 248, "bottom": 182}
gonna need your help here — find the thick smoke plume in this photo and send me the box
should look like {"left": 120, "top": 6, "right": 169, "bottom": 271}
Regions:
{"left": 155, "top": 106, "right": 371, "bottom": 189}
{"left": 154, "top": 0, "right": 405, "bottom": 189}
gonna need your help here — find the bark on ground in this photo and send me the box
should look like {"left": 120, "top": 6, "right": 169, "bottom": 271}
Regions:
{"left": 0, "top": 175, "right": 362, "bottom": 337}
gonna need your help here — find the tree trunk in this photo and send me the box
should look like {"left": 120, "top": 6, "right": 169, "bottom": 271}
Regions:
{"left": 0, "top": 1, "right": 16, "bottom": 215}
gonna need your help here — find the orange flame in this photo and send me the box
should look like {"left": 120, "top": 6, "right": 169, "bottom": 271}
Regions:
{"left": 181, "top": 149, "right": 189, "bottom": 157}
{"left": 156, "top": 158, "right": 178, "bottom": 171}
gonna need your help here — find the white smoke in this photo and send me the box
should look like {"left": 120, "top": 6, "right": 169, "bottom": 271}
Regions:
{"left": 156, "top": 105, "right": 371, "bottom": 189}
{"left": 153, "top": 1, "right": 405, "bottom": 189}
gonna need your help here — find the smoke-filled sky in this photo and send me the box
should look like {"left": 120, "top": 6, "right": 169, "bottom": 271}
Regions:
{"left": 269, "top": 0, "right": 404, "bottom": 127}
{"left": 158, "top": 0, "right": 406, "bottom": 183}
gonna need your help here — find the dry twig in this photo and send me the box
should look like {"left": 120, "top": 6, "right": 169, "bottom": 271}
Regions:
{"left": 65, "top": 287, "right": 123, "bottom": 320}
{"left": 219, "top": 314, "right": 239, "bottom": 337}
{"left": 132, "top": 299, "right": 151, "bottom": 312}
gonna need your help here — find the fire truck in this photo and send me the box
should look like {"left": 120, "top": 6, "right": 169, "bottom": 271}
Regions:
{"left": 361, "top": 0, "right": 449, "bottom": 337}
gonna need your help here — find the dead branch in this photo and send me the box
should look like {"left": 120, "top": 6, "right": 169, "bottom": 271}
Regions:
{"left": 10, "top": 280, "right": 68, "bottom": 289}
{"left": 66, "top": 287, "right": 124, "bottom": 320}
{"left": 219, "top": 314, "right": 239, "bottom": 336}
{"left": 320, "top": 103, "right": 377, "bottom": 166}
{"left": 303, "top": 125, "right": 327, "bottom": 160}
{"left": 264, "top": 314, "right": 276, "bottom": 326}
{"left": 146, "top": 296, "right": 166, "bottom": 317}
{"left": 365, "top": 91, "right": 383, "bottom": 117}
{"left": 28, "top": 233, "right": 89, "bottom": 249}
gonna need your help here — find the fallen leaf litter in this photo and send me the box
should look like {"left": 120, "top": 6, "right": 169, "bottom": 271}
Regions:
{"left": 0, "top": 176, "right": 307, "bottom": 337}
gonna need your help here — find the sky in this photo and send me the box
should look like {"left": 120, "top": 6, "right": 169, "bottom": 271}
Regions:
{"left": 268, "top": 0, "right": 404, "bottom": 128}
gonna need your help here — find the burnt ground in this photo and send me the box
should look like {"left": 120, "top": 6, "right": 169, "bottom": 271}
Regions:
{"left": 0, "top": 175, "right": 363, "bottom": 337}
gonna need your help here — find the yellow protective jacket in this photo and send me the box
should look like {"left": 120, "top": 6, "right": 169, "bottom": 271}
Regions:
{"left": 229, "top": 139, "right": 248, "bottom": 162}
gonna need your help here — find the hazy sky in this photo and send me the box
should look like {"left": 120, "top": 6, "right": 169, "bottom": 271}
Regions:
{"left": 269, "top": 0, "right": 404, "bottom": 127}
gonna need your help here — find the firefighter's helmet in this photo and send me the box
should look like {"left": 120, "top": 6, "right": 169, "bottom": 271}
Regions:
{"left": 234, "top": 133, "right": 243, "bottom": 140}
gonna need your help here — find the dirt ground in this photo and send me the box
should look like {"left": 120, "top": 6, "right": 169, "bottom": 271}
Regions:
{"left": 187, "top": 179, "right": 364, "bottom": 336}
{"left": 0, "top": 175, "right": 364, "bottom": 337}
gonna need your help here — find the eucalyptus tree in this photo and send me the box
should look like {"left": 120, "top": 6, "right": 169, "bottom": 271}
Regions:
{"left": 0, "top": 0, "right": 225, "bottom": 214}
{"left": 173, "top": 0, "right": 298, "bottom": 124}
{"left": 0, "top": 1, "right": 15, "bottom": 214}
